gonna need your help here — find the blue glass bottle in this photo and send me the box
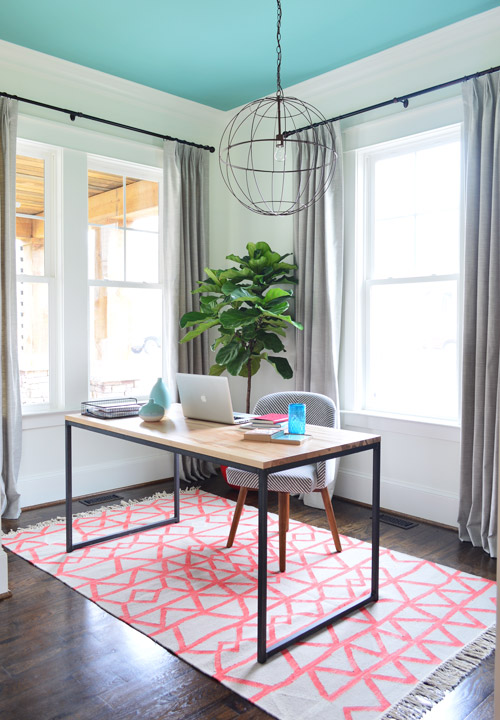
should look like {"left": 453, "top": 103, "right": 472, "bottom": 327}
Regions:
{"left": 150, "top": 377, "right": 171, "bottom": 410}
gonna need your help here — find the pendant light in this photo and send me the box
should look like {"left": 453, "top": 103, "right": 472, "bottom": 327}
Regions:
{"left": 219, "top": 0, "right": 337, "bottom": 216}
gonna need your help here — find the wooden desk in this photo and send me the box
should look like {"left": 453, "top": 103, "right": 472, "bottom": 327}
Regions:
{"left": 65, "top": 404, "right": 381, "bottom": 663}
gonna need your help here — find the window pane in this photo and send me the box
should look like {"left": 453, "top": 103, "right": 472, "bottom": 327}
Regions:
{"left": 125, "top": 177, "right": 159, "bottom": 230}
{"left": 125, "top": 229, "right": 159, "bottom": 283}
{"left": 88, "top": 170, "right": 123, "bottom": 225}
{"left": 17, "top": 282, "right": 49, "bottom": 405}
{"left": 16, "top": 155, "right": 44, "bottom": 216}
{"left": 89, "top": 287, "right": 162, "bottom": 398}
{"left": 16, "top": 155, "right": 45, "bottom": 275}
{"left": 88, "top": 225, "right": 124, "bottom": 281}
{"left": 372, "top": 140, "right": 460, "bottom": 279}
{"left": 374, "top": 153, "right": 415, "bottom": 219}
{"left": 16, "top": 217, "right": 45, "bottom": 276}
{"left": 367, "top": 281, "right": 458, "bottom": 420}
{"left": 373, "top": 216, "right": 414, "bottom": 278}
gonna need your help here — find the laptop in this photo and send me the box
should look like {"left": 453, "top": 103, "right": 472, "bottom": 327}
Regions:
{"left": 176, "top": 373, "right": 253, "bottom": 425}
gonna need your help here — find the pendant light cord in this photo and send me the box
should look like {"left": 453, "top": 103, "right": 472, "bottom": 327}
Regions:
{"left": 276, "top": 0, "right": 284, "bottom": 101}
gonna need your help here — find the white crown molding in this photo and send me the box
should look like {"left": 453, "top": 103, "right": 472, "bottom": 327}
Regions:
{"left": 0, "top": 38, "right": 222, "bottom": 128}
{"left": 284, "top": 7, "right": 500, "bottom": 108}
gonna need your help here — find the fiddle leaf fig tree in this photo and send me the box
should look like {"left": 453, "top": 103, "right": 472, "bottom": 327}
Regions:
{"left": 179, "top": 241, "right": 303, "bottom": 413}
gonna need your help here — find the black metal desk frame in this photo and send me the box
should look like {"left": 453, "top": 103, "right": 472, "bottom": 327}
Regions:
{"left": 65, "top": 418, "right": 381, "bottom": 664}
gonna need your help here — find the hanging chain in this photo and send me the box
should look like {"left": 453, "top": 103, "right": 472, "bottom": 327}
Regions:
{"left": 276, "top": 0, "right": 283, "bottom": 100}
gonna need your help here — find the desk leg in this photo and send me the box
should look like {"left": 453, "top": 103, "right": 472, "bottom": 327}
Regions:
{"left": 65, "top": 422, "right": 73, "bottom": 553}
{"left": 257, "top": 468, "right": 268, "bottom": 664}
{"left": 173, "top": 453, "right": 180, "bottom": 521}
{"left": 371, "top": 442, "right": 381, "bottom": 602}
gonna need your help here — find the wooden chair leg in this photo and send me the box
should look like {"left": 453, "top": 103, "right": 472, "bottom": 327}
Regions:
{"left": 227, "top": 487, "right": 249, "bottom": 548}
{"left": 320, "top": 487, "right": 342, "bottom": 552}
{"left": 278, "top": 492, "right": 289, "bottom": 572}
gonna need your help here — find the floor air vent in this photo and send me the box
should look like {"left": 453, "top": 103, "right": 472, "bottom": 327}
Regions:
{"left": 79, "top": 494, "right": 123, "bottom": 506}
{"left": 378, "top": 513, "right": 418, "bottom": 530}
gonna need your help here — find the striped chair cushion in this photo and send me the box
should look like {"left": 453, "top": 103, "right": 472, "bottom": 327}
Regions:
{"left": 227, "top": 465, "right": 317, "bottom": 494}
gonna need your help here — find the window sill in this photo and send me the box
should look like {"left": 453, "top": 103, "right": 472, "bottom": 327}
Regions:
{"left": 341, "top": 410, "right": 460, "bottom": 442}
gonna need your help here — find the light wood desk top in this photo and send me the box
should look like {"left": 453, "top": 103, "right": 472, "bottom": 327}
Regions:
{"left": 66, "top": 403, "right": 380, "bottom": 471}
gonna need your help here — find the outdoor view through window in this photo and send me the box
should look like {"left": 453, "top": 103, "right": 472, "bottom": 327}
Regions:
{"left": 360, "top": 127, "right": 461, "bottom": 421}
{"left": 87, "top": 168, "right": 162, "bottom": 399}
{"left": 16, "top": 154, "right": 50, "bottom": 405}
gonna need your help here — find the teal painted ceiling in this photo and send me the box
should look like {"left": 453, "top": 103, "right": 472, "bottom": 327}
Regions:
{"left": 0, "top": 0, "right": 497, "bottom": 110}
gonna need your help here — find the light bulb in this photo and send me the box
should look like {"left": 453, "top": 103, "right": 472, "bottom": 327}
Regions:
{"left": 274, "top": 143, "right": 286, "bottom": 162}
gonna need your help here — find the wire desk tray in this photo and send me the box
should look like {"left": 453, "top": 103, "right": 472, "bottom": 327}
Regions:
{"left": 81, "top": 397, "right": 143, "bottom": 419}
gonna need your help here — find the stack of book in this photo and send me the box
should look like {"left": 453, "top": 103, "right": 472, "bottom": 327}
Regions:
{"left": 242, "top": 427, "right": 310, "bottom": 445}
{"left": 239, "top": 413, "right": 288, "bottom": 431}
{"left": 251, "top": 413, "right": 289, "bottom": 426}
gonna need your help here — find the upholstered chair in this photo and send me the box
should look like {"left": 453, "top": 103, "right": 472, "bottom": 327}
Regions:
{"left": 226, "top": 391, "right": 342, "bottom": 572}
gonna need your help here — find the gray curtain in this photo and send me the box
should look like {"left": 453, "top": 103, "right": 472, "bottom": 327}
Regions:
{"left": 0, "top": 98, "right": 22, "bottom": 519}
{"left": 293, "top": 122, "right": 344, "bottom": 506}
{"left": 163, "top": 140, "right": 213, "bottom": 482}
{"left": 458, "top": 72, "right": 500, "bottom": 557}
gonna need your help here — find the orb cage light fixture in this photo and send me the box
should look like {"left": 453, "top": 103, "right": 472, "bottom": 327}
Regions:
{"left": 219, "top": 0, "right": 337, "bottom": 216}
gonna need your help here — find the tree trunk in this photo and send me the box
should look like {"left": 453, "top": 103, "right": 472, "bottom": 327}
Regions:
{"left": 246, "top": 358, "right": 252, "bottom": 413}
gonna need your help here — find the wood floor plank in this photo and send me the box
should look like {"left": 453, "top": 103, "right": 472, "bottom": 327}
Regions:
{"left": 1, "top": 474, "right": 496, "bottom": 720}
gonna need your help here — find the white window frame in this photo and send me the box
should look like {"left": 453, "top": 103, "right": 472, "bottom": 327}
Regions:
{"left": 354, "top": 123, "right": 463, "bottom": 423}
{"left": 16, "top": 139, "right": 62, "bottom": 412}
{"left": 86, "top": 154, "right": 164, "bottom": 399}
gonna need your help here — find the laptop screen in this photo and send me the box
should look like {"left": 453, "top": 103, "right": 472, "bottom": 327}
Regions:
{"left": 176, "top": 373, "right": 251, "bottom": 424}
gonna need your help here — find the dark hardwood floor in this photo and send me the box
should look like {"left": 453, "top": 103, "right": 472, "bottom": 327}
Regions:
{"left": 1, "top": 474, "right": 496, "bottom": 720}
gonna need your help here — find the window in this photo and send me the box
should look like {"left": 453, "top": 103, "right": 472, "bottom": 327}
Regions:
{"left": 15, "top": 143, "right": 59, "bottom": 408}
{"left": 87, "top": 161, "right": 163, "bottom": 399}
{"left": 357, "top": 126, "right": 462, "bottom": 421}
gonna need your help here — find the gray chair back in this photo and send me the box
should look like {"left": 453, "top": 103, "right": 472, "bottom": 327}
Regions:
{"left": 253, "top": 391, "right": 337, "bottom": 489}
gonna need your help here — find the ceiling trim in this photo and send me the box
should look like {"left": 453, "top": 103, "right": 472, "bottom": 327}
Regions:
{"left": 0, "top": 38, "right": 222, "bottom": 122}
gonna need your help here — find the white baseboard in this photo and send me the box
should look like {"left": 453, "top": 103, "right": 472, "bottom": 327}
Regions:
{"left": 336, "top": 467, "right": 459, "bottom": 528}
{"left": 18, "top": 453, "right": 173, "bottom": 509}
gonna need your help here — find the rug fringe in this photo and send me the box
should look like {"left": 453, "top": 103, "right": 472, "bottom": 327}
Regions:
{"left": 2, "top": 486, "right": 200, "bottom": 537}
{"left": 378, "top": 625, "right": 497, "bottom": 720}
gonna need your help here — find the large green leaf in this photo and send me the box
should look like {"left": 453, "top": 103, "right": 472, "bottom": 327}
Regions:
{"left": 226, "top": 349, "right": 251, "bottom": 376}
{"left": 254, "top": 241, "right": 272, "bottom": 254}
{"left": 238, "top": 356, "right": 261, "bottom": 377}
{"left": 204, "top": 267, "right": 221, "bottom": 286}
{"left": 225, "top": 253, "right": 245, "bottom": 265}
{"left": 264, "top": 300, "right": 289, "bottom": 314}
{"left": 267, "top": 355, "right": 293, "bottom": 379}
{"left": 281, "top": 315, "right": 304, "bottom": 330}
{"left": 192, "top": 282, "right": 220, "bottom": 294}
{"left": 262, "top": 309, "right": 303, "bottom": 330}
{"left": 179, "top": 311, "right": 209, "bottom": 328}
{"left": 179, "top": 319, "right": 218, "bottom": 343}
{"left": 264, "top": 287, "right": 290, "bottom": 302}
{"left": 216, "top": 341, "right": 240, "bottom": 365}
{"left": 241, "top": 322, "right": 258, "bottom": 341}
{"left": 229, "top": 287, "right": 258, "bottom": 302}
{"left": 221, "top": 281, "right": 237, "bottom": 295}
{"left": 209, "top": 364, "right": 226, "bottom": 376}
{"left": 275, "top": 261, "right": 297, "bottom": 270}
{"left": 199, "top": 295, "right": 219, "bottom": 309}
{"left": 257, "top": 331, "right": 285, "bottom": 352}
{"left": 220, "top": 308, "right": 260, "bottom": 329}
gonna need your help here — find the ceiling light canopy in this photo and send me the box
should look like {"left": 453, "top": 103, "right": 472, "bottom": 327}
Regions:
{"left": 219, "top": 0, "right": 337, "bottom": 216}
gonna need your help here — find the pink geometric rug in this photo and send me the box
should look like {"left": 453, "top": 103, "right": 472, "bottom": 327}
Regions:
{"left": 4, "top": 489, "right": 496, "bottom": 720}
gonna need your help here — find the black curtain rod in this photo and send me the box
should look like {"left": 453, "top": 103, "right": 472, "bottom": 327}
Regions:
{"left": 0, "top": 90, "right": 216, "bottom": 153}
{"left": 285, "top": 63, "right": 500, "bottom": 137}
